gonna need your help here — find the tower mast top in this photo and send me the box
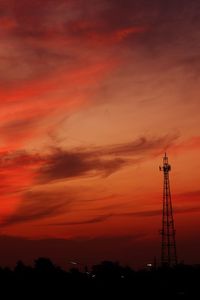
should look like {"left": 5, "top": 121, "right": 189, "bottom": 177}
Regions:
{"left": 160, "top": 153, "right": 171, "bottom": 173}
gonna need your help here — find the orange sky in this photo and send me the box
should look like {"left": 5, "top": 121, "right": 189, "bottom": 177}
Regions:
{"left": 0, "top": 0, "right": 199, "bottom": 268}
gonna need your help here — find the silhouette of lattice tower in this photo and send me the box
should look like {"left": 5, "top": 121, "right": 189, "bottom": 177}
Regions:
{"left": 159, "top": 153, "right": 177, "bottom": 266}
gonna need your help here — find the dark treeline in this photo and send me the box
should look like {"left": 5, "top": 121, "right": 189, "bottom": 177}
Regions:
{"left": 0, "top": 258, "right": 199, "bottom": 298}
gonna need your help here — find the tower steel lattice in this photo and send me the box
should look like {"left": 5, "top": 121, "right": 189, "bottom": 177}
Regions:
{"left": 159, "top": 153, "right": 177, "bottom": 267}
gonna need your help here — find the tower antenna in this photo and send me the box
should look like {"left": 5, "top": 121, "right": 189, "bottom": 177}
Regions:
{"left": 159, "top": 153, "right": 177, "bottom": 266}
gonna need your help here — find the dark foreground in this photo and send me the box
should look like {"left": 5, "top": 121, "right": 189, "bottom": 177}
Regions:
{"left": 0, "top": 258, "right": 200, "bottom": 299}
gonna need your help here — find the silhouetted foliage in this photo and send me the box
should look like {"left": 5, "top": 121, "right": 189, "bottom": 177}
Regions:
{"left": 0, "top": 258, "right": 199, "bottom": 298}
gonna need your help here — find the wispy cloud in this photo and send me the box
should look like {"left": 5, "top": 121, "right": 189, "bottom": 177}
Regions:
{"left": 0, "top": 134, "right": 177, "bottom": 184}
{"left": 118, "top": 205, "right": 200, "bottom": 218}
{"left": 44, "top": 205, "right": 200, "bottom": 228}
{"left": 37, "top": 151, "right": 126, "bottom": 183}
{"left": 47, "top": 214, "right": 113, "bottom": 226}
{"left": 37, "top": 134, "right": 178, "bottom": 183}
{"left": 0, "top": 133, "right": 178, "bottom": 226}
{"left": 2, "top": 176, "right": 200, "bottom": 228}
{"left": 1, "top": 190, "right": 73, "bottom": 226}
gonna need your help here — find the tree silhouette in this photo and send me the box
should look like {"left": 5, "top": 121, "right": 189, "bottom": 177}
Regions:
{"left": 0, "top": 258, "right": 198, "bottom": 298}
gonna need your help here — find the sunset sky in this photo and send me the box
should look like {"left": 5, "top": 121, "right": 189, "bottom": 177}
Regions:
{"left": 0, "top": 0, "right": 200, "bottom": 268}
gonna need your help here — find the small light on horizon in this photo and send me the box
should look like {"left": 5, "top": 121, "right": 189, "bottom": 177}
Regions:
{"left": 147, "top": 263, "right": 152, "bottom": 267}
{"left": 69, "top": 261, "right": 78, "bottom": 265}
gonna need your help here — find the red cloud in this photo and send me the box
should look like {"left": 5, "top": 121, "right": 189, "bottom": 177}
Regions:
{"left": 115, "top": 26, "right": 148, "bottom": 42}
{"left": 0, "top": 17, "right": 17, "bottom": 31}
{"left": 0, "top": 59, "right": 117, "bottom": 149}
{"left": 0, "top": 60, "right": 116, "bottom": 102}
{"left": 65, "top": 18, "right": 148, "bottom": 46}
{"left": 86, "top": 26, "right": 148, "bottom": 46}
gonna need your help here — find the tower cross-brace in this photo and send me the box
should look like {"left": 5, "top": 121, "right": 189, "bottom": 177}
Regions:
{"left": 159, "top": 153, "right": 177, "bottom": 266}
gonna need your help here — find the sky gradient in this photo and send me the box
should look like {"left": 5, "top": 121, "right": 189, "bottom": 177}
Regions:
{"left": 0, "top": 0, "right": 200, "bottom": 268}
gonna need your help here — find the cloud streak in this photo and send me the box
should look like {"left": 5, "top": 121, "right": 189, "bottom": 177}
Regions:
{"left": 43, "top": 205, "right": 200, "bottom": 229}
{"left": 36, "top": 134, "right": 178, "bottom": 183}
{"left": 0, "top": 134, "right": 178, "bottom": 185}
{"left": 0, "top": 133, "right": 178, "bottom": 226}
{"left": 47, "top": 214, "right": 113, "bottom": 226}
{"left": 1, "top": 190, "right": 73, "bottom": 226}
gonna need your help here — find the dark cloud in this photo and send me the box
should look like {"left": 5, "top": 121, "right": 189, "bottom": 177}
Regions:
{"left": 37, "top": 134, "right": 177, "bottom": 183}
{"left": 38, "top": 152, "right": 126, "bottom": 183}
{"left": 38, "top": 136, "right": 176, "bottom": 182}
{"left": 0, "top": 134, "right": 178, "bottom": 183}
